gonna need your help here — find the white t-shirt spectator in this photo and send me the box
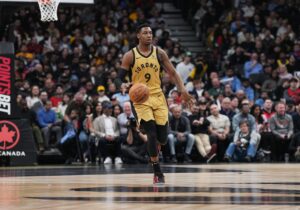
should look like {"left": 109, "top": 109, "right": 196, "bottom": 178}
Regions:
{"left": 176, "top": 62, "right": 195, "bottom": 84}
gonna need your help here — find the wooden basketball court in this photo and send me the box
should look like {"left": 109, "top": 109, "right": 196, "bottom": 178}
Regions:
{"left": 0, "top": 163, "right": 299, "bottom": 209}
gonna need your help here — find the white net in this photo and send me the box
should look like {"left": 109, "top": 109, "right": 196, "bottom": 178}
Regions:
{"left": 38, "top": 0, "right": 60, "bottom": 22}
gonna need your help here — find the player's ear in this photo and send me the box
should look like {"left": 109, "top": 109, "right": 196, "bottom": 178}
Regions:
{"left": 137, "top": 33, "right": 140, "bottom": 40}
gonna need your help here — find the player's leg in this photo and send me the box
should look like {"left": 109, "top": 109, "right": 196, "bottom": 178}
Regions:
{"left": 140, "top": 119, "right": 165, "bottom": 185}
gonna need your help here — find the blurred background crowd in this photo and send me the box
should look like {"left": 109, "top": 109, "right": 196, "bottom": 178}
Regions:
{"left": 0, "top": 0, "right": 299, "bottom": 164}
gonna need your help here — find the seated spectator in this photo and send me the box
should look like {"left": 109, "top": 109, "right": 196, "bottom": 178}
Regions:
{"left": 220, "top": 68, "right": 241, "bottom": 93}
{"left": 284, "top": 77, "right": 300, "bottom": 105}
{"left": 207, "top": 104, "right": 231, "bottom": 161}
{"left": 50, "top": 84, "right": 64, "bottom": 108}
{"left": 31, "top": 91, "right": 49, "bottom": 114}
{"left": 232, "top": 100, "right": 256, "bottom": 132}
{"left": 37, "top": 100, "right": 62, "bottom": 149}
{"left": 208, "top": 77, "right": 224, "bottom": 99}
{"left": 269, "top": 102, "right": 294, "bottom": 162}
{"left": 189, "top": 100, "right": 216, "bottom": 163}
{"left": 111, "top": 83, "right": 130, "bottom": 108}
{"left": 121, "top": 117, "right": 148, "bottom": 164}
{"left": 26, "top": 85, "right": 40, "bottom": 109}
{"left": 79, "top": 103, "right": 94, "bottom": 161}
{"left": 59, "top": 109, "right": 79, "bottom": 164}
{"left": 188, "top": 79, "right": 205, "bottom": 102}
{"left": 113, "top": 104, "right": 123, "bottom": 118}
{"left": 254, "top": 91, "right": 269, "bottom": 108}
{"left": 176, "top": 52, "right": 194, "bottom": 84}
{"left": 168, "top": 105, "right": 195, "bottom": 163}
{"left": 19, "top": 98, "right": 45, "bottom": 153}
{"left": 243, "top": 53, "right": 263, "bottom": 79}
{"left": 292, "top": 104, "right": 300, "bottom": 134}
{"left": 97, "top": 85, "right": 110, "bottom": 103}
{"left": 240, "top": 78, "right": 255, "bottom": 103}
{"left": 56, "top": 93, "right": 71, "bottom": 120}
{"left": 220, "top": 97, "right": 236, "bottom": 121}
{"left": 289, "top": 132, "right": 300, "bottom": 162}
{"left": 224, "top": 120, "right": 259, "bottom": 162}
{"left": 117, "top": 101, "right": 134, "bottom": 143}
{"left": 231, "top": 97, "right": 240, "bottom": 113}
{"left": 93, "top": 101, "right": 122, "bottom": 164}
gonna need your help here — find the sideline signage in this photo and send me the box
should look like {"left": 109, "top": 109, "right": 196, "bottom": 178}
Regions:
{"left": 0, "top": 42, "right": 37, "bottom": 165}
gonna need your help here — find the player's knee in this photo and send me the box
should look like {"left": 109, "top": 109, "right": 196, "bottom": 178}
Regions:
{"left": 157, "top": 123, "right": 168, "bottom": 145}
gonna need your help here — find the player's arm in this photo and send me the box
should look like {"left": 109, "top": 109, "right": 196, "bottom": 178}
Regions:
{"left": 158, "top": 48, "right": 194, "bottom": 107}
{"left": 119, "top": 51, "right": 133, "bottom": 83}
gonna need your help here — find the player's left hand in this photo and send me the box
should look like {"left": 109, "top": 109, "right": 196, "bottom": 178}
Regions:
{"left": 181, "top": 91, "right": 195, "bottom": 108}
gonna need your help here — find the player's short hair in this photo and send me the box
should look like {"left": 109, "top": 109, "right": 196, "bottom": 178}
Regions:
{"left": 136, "top": 23, "right": 151, "bottom": 33}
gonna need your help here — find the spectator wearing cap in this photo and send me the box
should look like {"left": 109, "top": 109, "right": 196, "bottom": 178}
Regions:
{"left": 175, "top": 51, "right": 195, "bottom": 84}
{"left": 93, "top": 101, "right": 122, "bottom": 164}
{"left": 284, "top": 77, "right": 300, "bottom": 105}
{"left": 207, "top": 104, "right": 231, "bottom": 161}
{"left": 269, "top": 102, "right": 294, "bottom": 162}
{"left": 97, "top": 85, "right": 110, "bottom": 103}
{"left": 111, "top": 83, "right": 130, "bottom": 108}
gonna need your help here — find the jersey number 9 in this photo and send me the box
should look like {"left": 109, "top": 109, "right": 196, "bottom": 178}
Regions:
{"left": 145, "top": 73, "right": 151, "bottom": 82}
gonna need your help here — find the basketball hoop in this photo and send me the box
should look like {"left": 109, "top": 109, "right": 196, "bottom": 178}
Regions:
{"left": 38, "top": 0, "right": 60, "bottom": 22}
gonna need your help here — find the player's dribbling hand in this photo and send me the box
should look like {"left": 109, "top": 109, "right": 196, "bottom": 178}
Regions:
{"left": 181, "top": 91, "right": 195, "bottom": 108}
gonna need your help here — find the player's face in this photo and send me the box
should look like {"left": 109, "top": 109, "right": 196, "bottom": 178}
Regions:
{"left": 138, "top": 27, "right": 153, "bottom": 45}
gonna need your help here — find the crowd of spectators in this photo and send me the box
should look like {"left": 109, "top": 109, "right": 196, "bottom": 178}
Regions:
{"left": 1, "top": 0, "right": 300, "bottom": 164}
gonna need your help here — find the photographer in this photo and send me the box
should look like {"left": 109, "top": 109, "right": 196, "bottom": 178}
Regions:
{"left": 121, "top": 117, "right": 148, "bottom": 164}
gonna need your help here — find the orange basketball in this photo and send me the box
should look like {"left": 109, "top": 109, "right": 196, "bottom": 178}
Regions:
{"left": 129, "top": 83, "right": 150, "bottom": 104}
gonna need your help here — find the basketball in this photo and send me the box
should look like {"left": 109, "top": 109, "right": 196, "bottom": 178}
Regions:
{"left": 129, "top": 83, "right": 150, "bottom": 104}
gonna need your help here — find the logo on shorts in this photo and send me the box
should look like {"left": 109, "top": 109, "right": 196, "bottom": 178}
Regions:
{"left": 0, "top": 120, "right": 20, "bottom": 150}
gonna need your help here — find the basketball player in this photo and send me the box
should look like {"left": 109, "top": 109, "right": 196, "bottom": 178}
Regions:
{"left": 119, "top": 23, "right": 194, "bottom": 185}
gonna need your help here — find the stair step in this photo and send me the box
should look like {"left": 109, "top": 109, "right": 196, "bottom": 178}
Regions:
{"left": 180, "top": 42, "right": 203, "bottom": 47}
{"left": 186, "top": 46, "right": 205, "bottom": 52}
{"left": 172, "top": 32, "right": 196, "bottom": 36}
{"left": 162, "top": 14, "right": 182, "bottom": 18}
{"left": 172, "top": 36, "right": 199, "bottom": 42}
{"left": 170, "top": 25, "right": 191, "bottom": 31}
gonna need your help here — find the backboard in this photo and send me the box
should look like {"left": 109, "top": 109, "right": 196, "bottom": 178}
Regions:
{"left": 0, "top": 0, "right": 94, "bottom": 21}
{"left": 0, "top": 0, "right": 93, "bottom": 3}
